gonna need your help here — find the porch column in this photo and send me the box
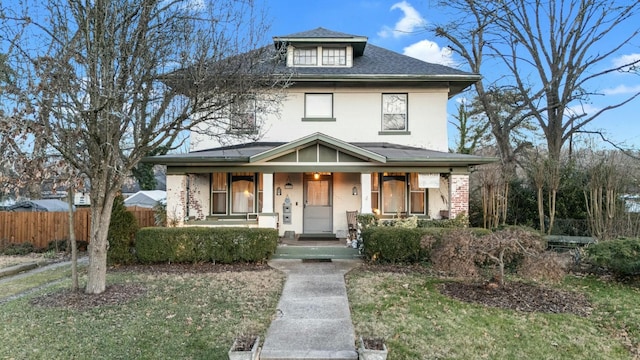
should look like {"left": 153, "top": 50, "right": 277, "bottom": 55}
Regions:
{"left": 259, "top": 173, "right": 278, "bottom": 230}
{"left": 261, "top": 173, "right": 274, "bottom": 213}
{"left": 449, "top": 174, "right": 469, "bottom": 218}
{"left": 360, "top": 173, "right": 372, "bottom": 214}
{"left": 166, "top": 174, "right": 187, "bottom": 226}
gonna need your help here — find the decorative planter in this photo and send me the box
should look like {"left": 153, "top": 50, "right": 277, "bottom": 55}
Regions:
{"left": 358, "top": 336, "right": 387, "bottom": 360}
{"left": 228, "top": 335, "right": 260, "bottom": 360}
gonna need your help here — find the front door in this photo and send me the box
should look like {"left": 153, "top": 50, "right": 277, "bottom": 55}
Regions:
{"left": 303, "top": 173, "right": 333, "bottom": 233}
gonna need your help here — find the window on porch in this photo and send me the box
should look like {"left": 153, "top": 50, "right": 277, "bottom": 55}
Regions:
{"left": 371, "top": 172, "right": 427, "bottom": 216}
{"left": 210, "top": 173, "right": 263, "bottom": 215}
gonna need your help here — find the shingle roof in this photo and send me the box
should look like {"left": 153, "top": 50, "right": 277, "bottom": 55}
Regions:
{"left": 276, "top": 27, "right": 366, "bottom": 39}
{"left": 146, "top": 141, "right": 496, "bottom": 167}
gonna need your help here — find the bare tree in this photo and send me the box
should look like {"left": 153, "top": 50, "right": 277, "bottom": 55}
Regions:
{"left": 3, "top": 0, "right": 287, "bottom": 294}
{"left": 435, "top": 0, "right": 640, "bottom": 232}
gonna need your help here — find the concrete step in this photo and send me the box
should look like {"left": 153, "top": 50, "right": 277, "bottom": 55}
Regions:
{"left": 272, "top": 246, "right": 361, "bottom": 260}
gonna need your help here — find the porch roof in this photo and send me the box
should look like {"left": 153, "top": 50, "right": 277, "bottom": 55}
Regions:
{"left": 145, "top": 133, "right": 497, "bottom": 168}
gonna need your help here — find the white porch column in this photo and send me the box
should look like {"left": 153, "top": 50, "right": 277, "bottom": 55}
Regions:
{"left": 360, "top": 173, "right": 372, "bottom": 214}
{"left": 166, "top": 174, "right": 187, "bottom": 226}
{"left": 261, "top": 173, "right": 274, "bottom": 213}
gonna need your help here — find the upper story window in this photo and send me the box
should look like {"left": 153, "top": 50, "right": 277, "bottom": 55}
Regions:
{"left": 290, "top": 46, "right": 350, "bottom": 67}
{"left": 382, "top": 94, "right": 407, "bottom": 131}
{"left": 293, "top": 48, "right": 317, "bottom": 65}
{"left": 322, "top": 48, "right": 346, "bottom": 66}
{"left": 304, "top": 93, "right": 334, "bottom": 120}
{"left": 228, "top": 97, "right": 256, "bottom": 133}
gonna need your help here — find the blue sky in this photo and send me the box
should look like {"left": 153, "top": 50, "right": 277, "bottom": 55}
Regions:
{"left": 261, "top": 0, "right": 640, "bottom": 151}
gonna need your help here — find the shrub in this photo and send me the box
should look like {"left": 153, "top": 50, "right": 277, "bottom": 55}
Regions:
{"left": 518, "top": 251, "right": 568, "bottom": 284}
{"left": 586, "top": 238, "right": 640, "bottom": 276}
{"left": 107, "top": 195, "right": 139, "bottom": 265}
{"left": 46, "top": 239, "right": 90, "bottom": 252}
{"left": 135, "top": 227, "right": 278, "bottom": 264}
{"left": 361, "top": 227, "right": 443, "bottom": 263}
{"left": 431, "top": 228, "right": 480, "bottom": 278}
{"left": 2, "top": 242, "right": 35, "bottom": 256}
{"left": 418, "top": 213, "right": 469, "bottom": 228}
{"left": 431, "top": 226, "right": 546, "bottom": 284}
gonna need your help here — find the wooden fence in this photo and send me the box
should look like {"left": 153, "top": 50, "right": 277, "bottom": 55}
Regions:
{"left": 0, "top": 207, "right": 157, "bottom": 249}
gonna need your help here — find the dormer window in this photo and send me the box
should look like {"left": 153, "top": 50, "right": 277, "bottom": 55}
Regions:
{"left": 322, "top": 48, "right": 346, "bottom": 66}
{"left": 289, "top": 45, "right": 351, "bottom": 67}
{"left": 293, "top": 48, "right": 317, "bottom": 66}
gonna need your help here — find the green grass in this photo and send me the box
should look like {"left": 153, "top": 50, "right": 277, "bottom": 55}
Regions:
{"left": 346, "top": 269, "right": 640, "bottom": 360}
{"left": 0, "top": 267, "right": 285, "bottom": 359}
{"left": 0, "top": 265, "right": 85, "bottom": 299}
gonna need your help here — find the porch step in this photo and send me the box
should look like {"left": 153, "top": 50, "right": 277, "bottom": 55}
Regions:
{"left": 271, "top": 246, "right": 361, "bottom": 260}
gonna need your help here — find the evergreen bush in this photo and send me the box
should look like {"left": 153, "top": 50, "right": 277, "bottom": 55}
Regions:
{"left": 107, "top": 195, "right": 139, "bottom": 265}
{"left": 586, "top": 238, "right": 640, "bottom": 276}
{"left": 135, "top": 227, "right": 278, "bottom": 264}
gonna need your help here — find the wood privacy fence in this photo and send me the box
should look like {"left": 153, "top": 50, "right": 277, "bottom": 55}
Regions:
{"left": 0, "top": 207, "right": 157, "bottom": 249}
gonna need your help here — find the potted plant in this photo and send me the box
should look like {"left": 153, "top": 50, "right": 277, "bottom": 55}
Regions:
{"left": 228, "top": 335, "right": 260, "bottom": 360}
{"left": 358, "top": 336, "right": 387, "bottom": 360}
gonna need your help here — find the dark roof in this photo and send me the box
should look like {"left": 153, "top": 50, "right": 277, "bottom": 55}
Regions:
{"left": 268, "top": 28, "right": 479, "bottom": 95}
{"left": 274, "top": 27, "right": 368, "bottom": 56}
{"left": 7, "top": 199, "right": 73, "bottom": 212}
{"left": 145, "top": 141, "right": 496, "bottom": 167}
{"left": 170, "top": 28, "right": 480, "bottom": 97}
{"left": 276, "top": 27, "right": 366, "bottom": 39}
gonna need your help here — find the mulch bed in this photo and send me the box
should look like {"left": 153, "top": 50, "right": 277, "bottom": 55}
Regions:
{"left": 29, "top": 262, "right": 271, "bottom": 310}
{"left": 30, "top": 283, "right": 148, "bottom": 310}
{"left": 440, "top": 281, "right": 592, "bottom": 316}
{"left": 110, "top": 262, "right": 272, "bottom": 274}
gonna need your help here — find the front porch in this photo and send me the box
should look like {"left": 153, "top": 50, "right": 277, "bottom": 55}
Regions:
{"left": 150, "top": 133, "right": 495, "bottom": 235}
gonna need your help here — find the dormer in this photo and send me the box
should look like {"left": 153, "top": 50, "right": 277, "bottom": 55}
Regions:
{"left": 273, "top": 27, "right": 367, "bottom": 68}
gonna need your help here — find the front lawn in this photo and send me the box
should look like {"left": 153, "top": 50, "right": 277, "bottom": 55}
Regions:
{"left": 0, "top": 264, "right": 285, "bottom": 359}
{"left": 346, "top": 268, "right": 640, "bottom": 359}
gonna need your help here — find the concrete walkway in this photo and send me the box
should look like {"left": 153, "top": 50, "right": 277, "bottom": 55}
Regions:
{"left": 261, "top": 259, "right": 361, "bottom": 360}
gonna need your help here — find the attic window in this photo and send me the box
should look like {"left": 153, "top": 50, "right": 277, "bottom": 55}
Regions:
{"left": 293, "top": 48, "right": 317, "bottom": 65}
{"left": 290, "top": 46, "right": 350, "bottom": 67}
{"left": 322, "top": 48, "right": 346, "bottom": 66}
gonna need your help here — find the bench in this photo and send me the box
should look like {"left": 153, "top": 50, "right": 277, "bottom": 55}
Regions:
{"left": 545, "top": 235, "right": 596, "bottom": 251}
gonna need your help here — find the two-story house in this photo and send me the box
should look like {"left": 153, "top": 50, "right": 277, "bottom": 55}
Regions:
{"left": 148, "top": 28, "right": 494, "bottom": 238}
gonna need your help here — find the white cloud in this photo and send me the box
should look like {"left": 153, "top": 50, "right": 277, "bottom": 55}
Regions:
{"left": 378, "top": 1, "right": 426, "bottom": 38}
{"left": 403, "top": 40, "right": 454, "bottom": 66}
{"left": 602, "top": 84, "right": 640, "bottom": 96}
{"left": 565, "top": 103, "right": 601, "bottom": 118}
{"left": 612, "top": 53, "right": 640, "bottom": 72}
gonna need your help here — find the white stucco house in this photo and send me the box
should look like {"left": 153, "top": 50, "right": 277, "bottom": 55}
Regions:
{"left": 147, "top": 28, "right": 494, "bottom": 238}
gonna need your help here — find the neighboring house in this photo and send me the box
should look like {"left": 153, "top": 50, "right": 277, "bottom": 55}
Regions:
{"left": 124, "top": 190, "right": 167, "bottom": 209}
{"left": 6, "top": 199, "right": 74, "bottom": 212}
{"left": 147, "top": 28, "right": 494, "bottom": 238}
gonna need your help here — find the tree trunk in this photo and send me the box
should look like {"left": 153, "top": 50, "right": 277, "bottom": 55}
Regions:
{"left": 537, "top": 186, "right": 545, "bottom": 234}
{"left": 85, "top": 182, "right": 117, "bottom": 295}
{"left": 67, "top": 187, "right": 79, "bottom": 292}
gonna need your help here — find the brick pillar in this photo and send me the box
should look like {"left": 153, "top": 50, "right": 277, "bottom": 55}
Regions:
{"left": 449, "top": 174, "right": 469, "bottom": 219}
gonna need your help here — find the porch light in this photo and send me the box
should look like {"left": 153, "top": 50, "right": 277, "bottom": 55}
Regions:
{"left": 352, "top": 186, "right": 358, "bottom": 196}
{"left": 313, "top": 172, "right": 320, "bottom": 180}
{"left": 276, "top": 187, "right": 282, "bottom": 196}
{"left": 284, "top": 176, "right": 293, "bottom": 189}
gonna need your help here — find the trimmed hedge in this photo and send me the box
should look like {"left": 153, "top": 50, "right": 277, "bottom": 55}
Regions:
{"left": 135, "top": 227, "right": 278, "bottom": 264}
{"left": 586, "top": 238, "right": 640, "bottom": 276}
{"left": 361, "top": 226, "right": 491, "bottom": 264}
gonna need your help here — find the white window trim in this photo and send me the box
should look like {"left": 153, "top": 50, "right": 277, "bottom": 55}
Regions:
{"left": 304, "top": 93, "right": 334, "bottom": 119}
{"left": 288, "top": 45, "right": 353, "bottom": 68}
{"left": 381, "top": 93, "right": 408, "bottom": 131}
